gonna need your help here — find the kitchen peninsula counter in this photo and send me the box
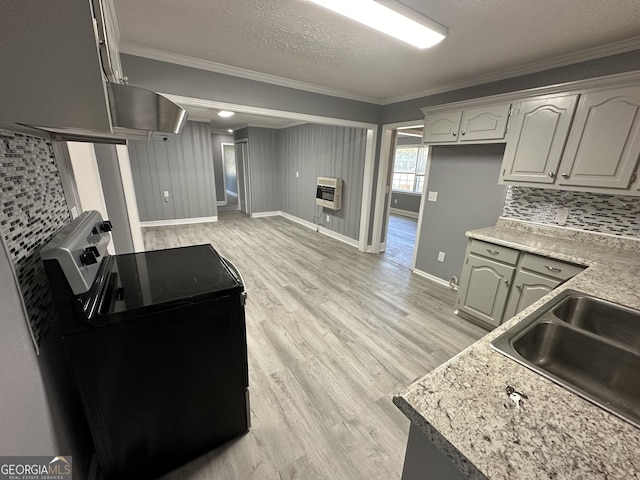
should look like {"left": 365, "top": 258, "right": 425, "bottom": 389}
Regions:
{"left": 393, "top": 218, "right": 640, "bottom": 479}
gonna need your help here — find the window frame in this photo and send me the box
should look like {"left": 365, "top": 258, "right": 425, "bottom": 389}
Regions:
{"left": 391, "top": 143, "right": 427, "bottom": 194}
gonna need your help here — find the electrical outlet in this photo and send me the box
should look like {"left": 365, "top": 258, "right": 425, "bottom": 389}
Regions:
{"left": 428, "top": 191, "right": 438, "bottom": 202}
{"left": 555, "top": 207, "right": 570, "bottom": 225}
{"left": 296, "top": 171, "right": 299, "bottom": 178}
{"left": 394, "top": 199, "right": 397, "bottom": 204}
{"left": 437, "top": 251, "right": 446, "bottom": 262}
{"left": 163, "top": 190, "right": 170, "bottom": 198}
{"left": 326, "top": 215, "right": 330, "bottom": 222}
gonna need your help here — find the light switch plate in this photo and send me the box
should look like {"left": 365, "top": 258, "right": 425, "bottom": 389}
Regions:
{"left": 428, "top": 191, "right": 438, "bottom": 202}
{"left": 437, "top": 251, "right": 446, "bottom": 262}
{"left": 555, "top": 207, "right": 570, "bottom": 225}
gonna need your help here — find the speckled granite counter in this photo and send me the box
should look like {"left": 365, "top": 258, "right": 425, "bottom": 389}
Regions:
{"left": 394, "top": 218, "right": 640, "bottom": 479}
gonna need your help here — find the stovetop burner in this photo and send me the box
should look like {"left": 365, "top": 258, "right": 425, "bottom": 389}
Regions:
{"left": 103, "top": 245, "right": 241, "bottom": 315}
{"left": 167, "top": 271, "right": 225, "bottom": 293}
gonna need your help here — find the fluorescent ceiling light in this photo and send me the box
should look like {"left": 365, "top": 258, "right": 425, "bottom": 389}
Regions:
{"left": 218, "top": 111, "right": 235, "bottom": 118}
{"left": 227, "top": 129, "right": 234, "bottom": 133}
{"left": 309, "top": 0, "right": 447, "bottom": 49}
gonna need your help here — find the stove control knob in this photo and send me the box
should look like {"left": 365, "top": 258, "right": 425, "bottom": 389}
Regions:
{"left": 80, "top": 250, "right": 98, "bottom": 266}
{"left": 85, "top": 246, "right": 100, "bottom": 258}
{"left": 100, "top": 221, "right": 113, "bottom": 232}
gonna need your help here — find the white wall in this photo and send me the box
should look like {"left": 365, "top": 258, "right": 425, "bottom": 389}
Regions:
{"left": 0, "top": 244, "right": 58, "bottom": 454}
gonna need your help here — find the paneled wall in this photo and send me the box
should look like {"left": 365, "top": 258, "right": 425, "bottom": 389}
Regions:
{"left": 128, "top": 121, "right": 217, "bottom": 221}
{"left": 0, "top": 129, "right": 70, "bottom": 346}
{"left": 246, "top": 128, "right": 281, "bottom": 213}
{"left": 502, "top": 186, "right": 640, "bottom": 237}
{"left": 278, "top": 124, "right": 367, "bottom": 241}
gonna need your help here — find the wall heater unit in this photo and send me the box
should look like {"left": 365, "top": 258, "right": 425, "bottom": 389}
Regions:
{"left": 316, "top": 177, "right": 342, "bottom": 210}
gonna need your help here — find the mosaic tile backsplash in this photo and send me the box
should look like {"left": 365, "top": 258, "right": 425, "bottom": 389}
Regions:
{"left": 502, "top": 186, "right": 640, "bottom": 237}
{"left": 0, "top": 130, "right": 70, "bottom": 346}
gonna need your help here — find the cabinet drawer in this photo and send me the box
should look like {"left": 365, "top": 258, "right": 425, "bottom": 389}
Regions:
{"left": 469, "top": 240, "right": 519, "bottom": 265}
{"left": 520, "top": 253, "right": 584, "bottom": 280}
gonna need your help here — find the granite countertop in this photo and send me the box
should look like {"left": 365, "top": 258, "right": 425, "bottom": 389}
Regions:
{"left": 393, "top": 218, "right": 640, "bottom": 480}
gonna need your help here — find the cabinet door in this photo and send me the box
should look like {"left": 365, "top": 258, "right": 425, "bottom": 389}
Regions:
{"left": 423, "top": 111, "right": 463, "bottom": 143}
{"left": 501, "top": 95, "right": 578, "bottom": 183}
{"left": 557, "top": 86, "right": 640, "bottom": 189}
{"left": 503, "top": 270, "right": 559, "bottom": 322}
{"left": 457, "top": 254, "right": 515, "bottom": 328}
{"left": 459, "top": 104, "right": 511, "bottom": 142}
{"left": 0, "top": 2, "right": 111, "bottom": 131}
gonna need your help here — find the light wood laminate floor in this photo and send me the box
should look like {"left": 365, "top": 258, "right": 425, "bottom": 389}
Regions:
{"left": 143, "top": 214, "right": 486, "bottom": 480}
{"left": 382, "top": 214, "right": 418, "bottom": 267}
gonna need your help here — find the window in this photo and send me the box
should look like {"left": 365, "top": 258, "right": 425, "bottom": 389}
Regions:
{"left": 392, "top": 145, "right": 427, "bottom": 193}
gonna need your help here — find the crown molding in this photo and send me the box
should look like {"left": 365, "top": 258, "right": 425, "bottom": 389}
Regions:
{"left": 120, "top": 36, "right": 640, "bottom": 109}
{"left": 381, "top": 36, "right": 640, "bottom": 105}
{"left": 119, "top": 42, "right": 380, "bottom": 105}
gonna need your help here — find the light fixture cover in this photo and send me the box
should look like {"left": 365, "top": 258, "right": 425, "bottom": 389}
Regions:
{"left": 218, "top": 111, "right": 235, "bottom": 118}
{"left": 309, "top": 0, "right": 447, "bottom": 49}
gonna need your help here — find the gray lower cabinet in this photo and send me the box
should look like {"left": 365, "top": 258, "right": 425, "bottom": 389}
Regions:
{"left": 456, "top": 239, "right": 584, "bottom": 329}
{"left": 456, "top": 252, "right": 515, "bottom": 328}
{"left": 401, "top": 423, "right": 468, "bottom": 480}
{"left": 502, "top": 270, "right": 558, "bottom": 320}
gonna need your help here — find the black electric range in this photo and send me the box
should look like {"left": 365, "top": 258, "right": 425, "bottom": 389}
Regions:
{"left": 41, "top": 211, "right": 250, "bottom": 480}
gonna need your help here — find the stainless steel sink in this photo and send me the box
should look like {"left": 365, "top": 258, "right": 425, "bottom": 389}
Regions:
{"left": 492, "top": 290, "right": 640, "bottom": 428}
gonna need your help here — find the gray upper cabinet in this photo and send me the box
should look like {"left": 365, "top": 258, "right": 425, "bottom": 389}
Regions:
{"left": 500, "top": 94, "right": 579, "bottom": 183}
{"left": 458, "top": 104, "right": 511, "bottom": 142}
{"left": 0, "top": 2, "right": 111, "bottom": 132}
{"left": 557, "top": 85, "right": 640, "bottom": 190}
{"left": 423, "top": 111, "right": 463, "bottom": 143}
{"left": 422, "top": 103, "right": 511, "bottom": 144}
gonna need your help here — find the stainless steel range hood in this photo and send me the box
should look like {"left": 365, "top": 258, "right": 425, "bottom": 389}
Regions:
{"left": 36, "top": 83, "right": 188, "bottom": 143}
{"left": 107, "top": 83, "right": 188, "bottom": 139}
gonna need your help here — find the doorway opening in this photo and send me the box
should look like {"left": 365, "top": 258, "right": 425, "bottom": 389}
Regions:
{"left": 379, "top": 125, "right": 425, "bottom": 268}
{"left": 218, "top": 142, "right": 240, "bottom": 214}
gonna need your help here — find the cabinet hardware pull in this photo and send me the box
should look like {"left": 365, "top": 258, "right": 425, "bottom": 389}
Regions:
{"left": 561, "top": 173, "right": 569, "bottom": 178}
{"left": 504, "top": 280, "right": 509, "bottom": 285}
{"left": 461, "top": 131, "right": 466, "bottom": 136}
{"left": 548, "top": 172, "right": 555, "bottom": 178}
{"left": 486, "top": 249, "right": 500, "bottom": 255}
{"left": 452, "top": 132, "right": 457, "bottom": 137}
{"left": 516, "top": 284, "right": 522, "bottom": 290}
{"left": 545, "top": 265, "right": 562, "bottom": 272}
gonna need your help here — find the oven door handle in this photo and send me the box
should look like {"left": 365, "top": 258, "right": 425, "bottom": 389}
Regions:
{"left": 220, "top": 255, "right": 247, "bottom": 301}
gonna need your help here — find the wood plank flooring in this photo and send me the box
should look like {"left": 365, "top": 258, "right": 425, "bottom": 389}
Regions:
{"left": 382, "top": 214, "right": 418, "bottom": 267}
{"left": 143, "top": 214, "right": 486, "bottom": 480}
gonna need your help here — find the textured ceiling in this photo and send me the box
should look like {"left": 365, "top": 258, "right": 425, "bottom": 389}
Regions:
{"left": 114, "top": 0, "right": 640, "bottom": 103}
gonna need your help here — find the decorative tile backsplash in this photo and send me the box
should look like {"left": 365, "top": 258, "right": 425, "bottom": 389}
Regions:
{"left": 502, "top": 186, "right": 640, "bottom": 237}
{"left": 0, "top": 130, "right": 70, "bottom": 346}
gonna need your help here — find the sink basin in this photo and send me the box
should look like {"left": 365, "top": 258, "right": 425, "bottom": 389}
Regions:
{"left": 552, "top": 296, "right": 640, "bottom": 351}
{"left": 492, "top": 290, "right": 640, "bottom": 428}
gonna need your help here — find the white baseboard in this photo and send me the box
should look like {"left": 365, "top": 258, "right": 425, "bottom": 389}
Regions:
{"left": 390, "top": 207, "right": 419, "bottom": 219}
{"left": 140, "top": 216, "right": 218, "bottom": 227}
{"left": 217, "top": 200, "right": 227, "bottom": 206}
{"left": 412, "top": 268, "right": 451, "bottom": 288}
{"left": 279, "top": 211, "right": 359, "bottom": 248}
{"left": 226, "top": 190, "right": 238, "bottom": 198}
{"left": 250, "top": 211, "right": 281, "bottom": 218}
